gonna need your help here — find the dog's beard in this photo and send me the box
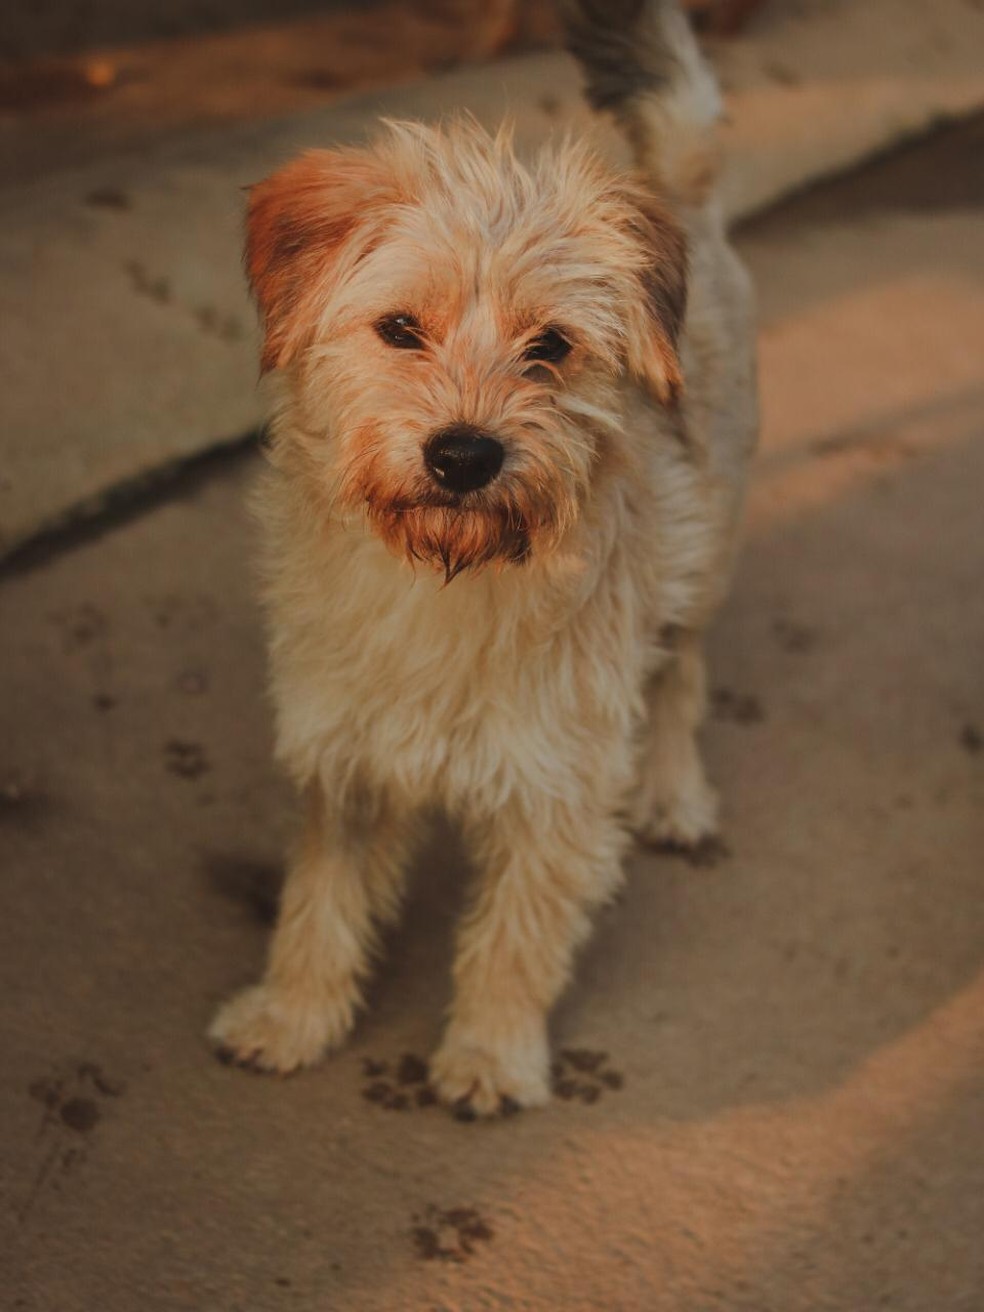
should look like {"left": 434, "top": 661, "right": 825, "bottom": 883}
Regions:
{"left": 367, "top": 499, "right": 535, "bottom": 583}
{"left": 346, "top": 469, "right": 574, "bottom": 583}
{"left": 336, "top": 423, "right": 587, "bottom": 583}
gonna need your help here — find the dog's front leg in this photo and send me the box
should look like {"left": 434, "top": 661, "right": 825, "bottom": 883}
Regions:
{"left": 431, "top": 793, "right": 624, "bottom": 1116}
{"left": 209, "top": 782, "right": 412, "bottom": 1073}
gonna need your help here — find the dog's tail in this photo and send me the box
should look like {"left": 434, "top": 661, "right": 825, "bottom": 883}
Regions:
{"left": 560, "top": 0, "right": 723, "bottom": 207}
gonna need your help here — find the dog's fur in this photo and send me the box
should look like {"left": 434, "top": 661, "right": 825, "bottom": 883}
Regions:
{"left": 210, "top": 0, "right": 757, "bottom": 1115}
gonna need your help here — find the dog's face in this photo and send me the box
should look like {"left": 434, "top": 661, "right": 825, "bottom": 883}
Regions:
{"left": 248, "top": 121, "right": 687, "bottom": 581}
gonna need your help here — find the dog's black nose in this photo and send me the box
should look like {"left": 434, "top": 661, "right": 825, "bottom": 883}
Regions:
{"left": 425, "top": 426, "right": 504, "bottom": 494}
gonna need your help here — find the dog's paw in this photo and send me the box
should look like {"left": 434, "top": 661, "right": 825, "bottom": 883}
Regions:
{"left": 429, "top": 1033, "right": 551, "bottom": 1119}
{"left": 634, "top": 772, "right": 719, "bottom": 851}
{"left": 208, "top": 984, "right": 352, "bottom": 1074}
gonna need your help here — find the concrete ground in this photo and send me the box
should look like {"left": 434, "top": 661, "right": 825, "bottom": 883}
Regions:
{"left": 2, "top": 102, "right": 984, "bottom": 1312}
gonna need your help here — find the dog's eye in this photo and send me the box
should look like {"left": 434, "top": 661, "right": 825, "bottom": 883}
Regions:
{"left": 523, "top": 328, "right": 572, "bottom": 365}
{"left": 375, "top": 314, "right": 425, "bottom": 350}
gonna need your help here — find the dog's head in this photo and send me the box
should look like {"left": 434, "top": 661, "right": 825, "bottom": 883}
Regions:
{"left": 247, "top": 119, "right": 687, "bottom": 581}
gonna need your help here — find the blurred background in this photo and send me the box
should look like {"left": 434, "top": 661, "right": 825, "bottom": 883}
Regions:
{"left": 1, "top": 0, "right": 758, "bottom": 180}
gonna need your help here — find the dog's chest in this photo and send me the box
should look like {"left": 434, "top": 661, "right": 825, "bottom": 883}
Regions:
{"left": 269, "top": 535, "right": 644, "bottom": 806}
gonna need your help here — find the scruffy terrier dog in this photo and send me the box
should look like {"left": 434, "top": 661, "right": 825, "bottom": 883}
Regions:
{"left": 210, "top": 0, "right": 757, "bottom": 1115}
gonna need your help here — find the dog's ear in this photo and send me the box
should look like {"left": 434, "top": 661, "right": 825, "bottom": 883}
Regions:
{"left": 619, "top": 188, "right": 689, "bottom": 406}
{"left": 245, "top": 149, "right": 397, "bottom": 373}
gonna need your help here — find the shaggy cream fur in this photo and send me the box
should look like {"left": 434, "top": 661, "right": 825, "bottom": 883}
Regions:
{"left": 210, "top": 0, "right": 757, "bottom": 1116}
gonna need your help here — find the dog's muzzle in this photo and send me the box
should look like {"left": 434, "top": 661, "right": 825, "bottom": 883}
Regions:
{"left": 424, "top": 425, "right": 504, "bottom": 494}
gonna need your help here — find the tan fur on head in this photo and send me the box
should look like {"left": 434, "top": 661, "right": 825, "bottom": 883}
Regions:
{"left": 246, "top": 149, "right": 400, "bottom": 373}
{"left": 212, "top": 4, "right": 758, "bottom": 1119}
{"left": 245, "top": 120, "right": 687, "bottom": 576}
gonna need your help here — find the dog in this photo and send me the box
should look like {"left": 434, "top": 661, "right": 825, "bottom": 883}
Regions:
{"left": 209, "top": 0, "right": 757, "bottom": 1116}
